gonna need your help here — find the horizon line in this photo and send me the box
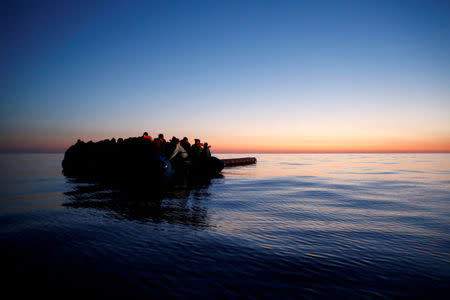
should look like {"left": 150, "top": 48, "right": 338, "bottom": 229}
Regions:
{"left": 1, "top": 150, "right": 449, "bottom": 154}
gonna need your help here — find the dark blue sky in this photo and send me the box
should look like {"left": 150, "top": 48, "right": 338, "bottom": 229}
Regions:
{"left": 1, "top": 0, "right": 449, "bottom": 152}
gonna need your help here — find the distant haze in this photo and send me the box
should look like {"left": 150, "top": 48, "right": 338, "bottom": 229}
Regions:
{"left": 1, "top": 0, "right": 449, "bottom": 153}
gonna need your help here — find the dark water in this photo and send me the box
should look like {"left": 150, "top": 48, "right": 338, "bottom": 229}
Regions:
{"left": 1, "top": 153, "right": 449, "bottom": 298}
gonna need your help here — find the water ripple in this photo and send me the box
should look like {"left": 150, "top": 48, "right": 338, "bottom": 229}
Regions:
{"left": 1, "top": 153, "right": 450, "bottom": 298}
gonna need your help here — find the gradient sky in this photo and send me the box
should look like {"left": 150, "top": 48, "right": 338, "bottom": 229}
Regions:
{"left": 1, "top": 0, "right": 449, "bottom": 153}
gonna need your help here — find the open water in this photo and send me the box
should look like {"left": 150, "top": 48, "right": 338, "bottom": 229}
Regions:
{"left": 0, "top": 153, "right": 449, "bottom": 298}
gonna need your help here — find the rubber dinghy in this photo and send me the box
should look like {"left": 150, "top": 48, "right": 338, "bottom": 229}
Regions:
{"left": 62, "top": 137, "right": 225, "bottom": 183}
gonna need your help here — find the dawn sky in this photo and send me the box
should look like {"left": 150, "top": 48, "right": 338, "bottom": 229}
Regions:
{"left": 1, "top": 0, "right": 449, "bottom": 152}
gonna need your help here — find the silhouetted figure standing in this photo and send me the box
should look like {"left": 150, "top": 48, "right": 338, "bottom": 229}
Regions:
{"left": 166, "top": 136, "right": 178, "bottom": 159}
{"left": 180, "top": 137, "right": 191, "bottom": 155}
{"left": 202, "top": 143, "right": 211, "bottom": 159}
{"left": 154, "top": 133, "right": 166, "bottom": 156}
{"left": 191, "top": 139, "right": 203, "bottom": 161}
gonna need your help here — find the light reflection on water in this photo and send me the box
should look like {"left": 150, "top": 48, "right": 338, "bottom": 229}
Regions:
{"left": 216, "top": 153, "right": 450, "bottom": 181}
{"left": 0, "top": 153, "right": 449, "bottom": 298}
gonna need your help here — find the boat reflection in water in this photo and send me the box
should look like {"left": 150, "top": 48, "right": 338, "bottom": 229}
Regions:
{"left": 62, "top": 172, "right": 222, "bottom": 228}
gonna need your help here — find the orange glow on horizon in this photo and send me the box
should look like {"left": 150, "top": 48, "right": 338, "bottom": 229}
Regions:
{"left": 1, "top": 133, "right": 449, "bottom": 153}
{"left": 208, "top": 136, "right": 450, "bottom": 153}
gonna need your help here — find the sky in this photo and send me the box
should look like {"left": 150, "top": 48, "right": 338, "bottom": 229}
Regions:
{"left": 1, "top": 0, "right": 449, "bottom": 153}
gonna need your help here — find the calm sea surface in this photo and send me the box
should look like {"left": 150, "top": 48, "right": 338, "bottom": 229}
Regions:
{"left": 1, "top": 153, "right": 449, "bottom": 298}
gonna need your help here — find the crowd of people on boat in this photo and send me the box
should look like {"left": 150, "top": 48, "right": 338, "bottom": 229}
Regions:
{"left": 142, "top": 132, "right": 211, "bottom": 163}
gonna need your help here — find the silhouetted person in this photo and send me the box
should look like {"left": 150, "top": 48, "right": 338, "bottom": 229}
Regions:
{"left": 180, "top": 137, "right": 191, "bottom": 155}
{"left": 202, "top": 143, "right": 211, "bottom": 159}
{"left": 154, "top": 133, "right": 166, "bottom": 156}
{"left": 166, "top": 136, "right": 178, "bottom": 158}
{"left": 191, "top": 139, "right": 203, "bottom": 161}
{"left": 143, "top": 132, "right": 153, "bottom": 142}
{"left": 169, "top": 138, "right": 188, "bottom": 161}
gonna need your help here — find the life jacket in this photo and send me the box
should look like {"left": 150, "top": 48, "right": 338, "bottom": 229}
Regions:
{"left": 154, "top": 138, "right": 165, "bottom": 146}
{"left": 143, "top": 135, "right": 153, "bottom": 141}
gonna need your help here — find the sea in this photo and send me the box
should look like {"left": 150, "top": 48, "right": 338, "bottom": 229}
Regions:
{"left": 0, "top": 153, "right": 449, "bottom": 298}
